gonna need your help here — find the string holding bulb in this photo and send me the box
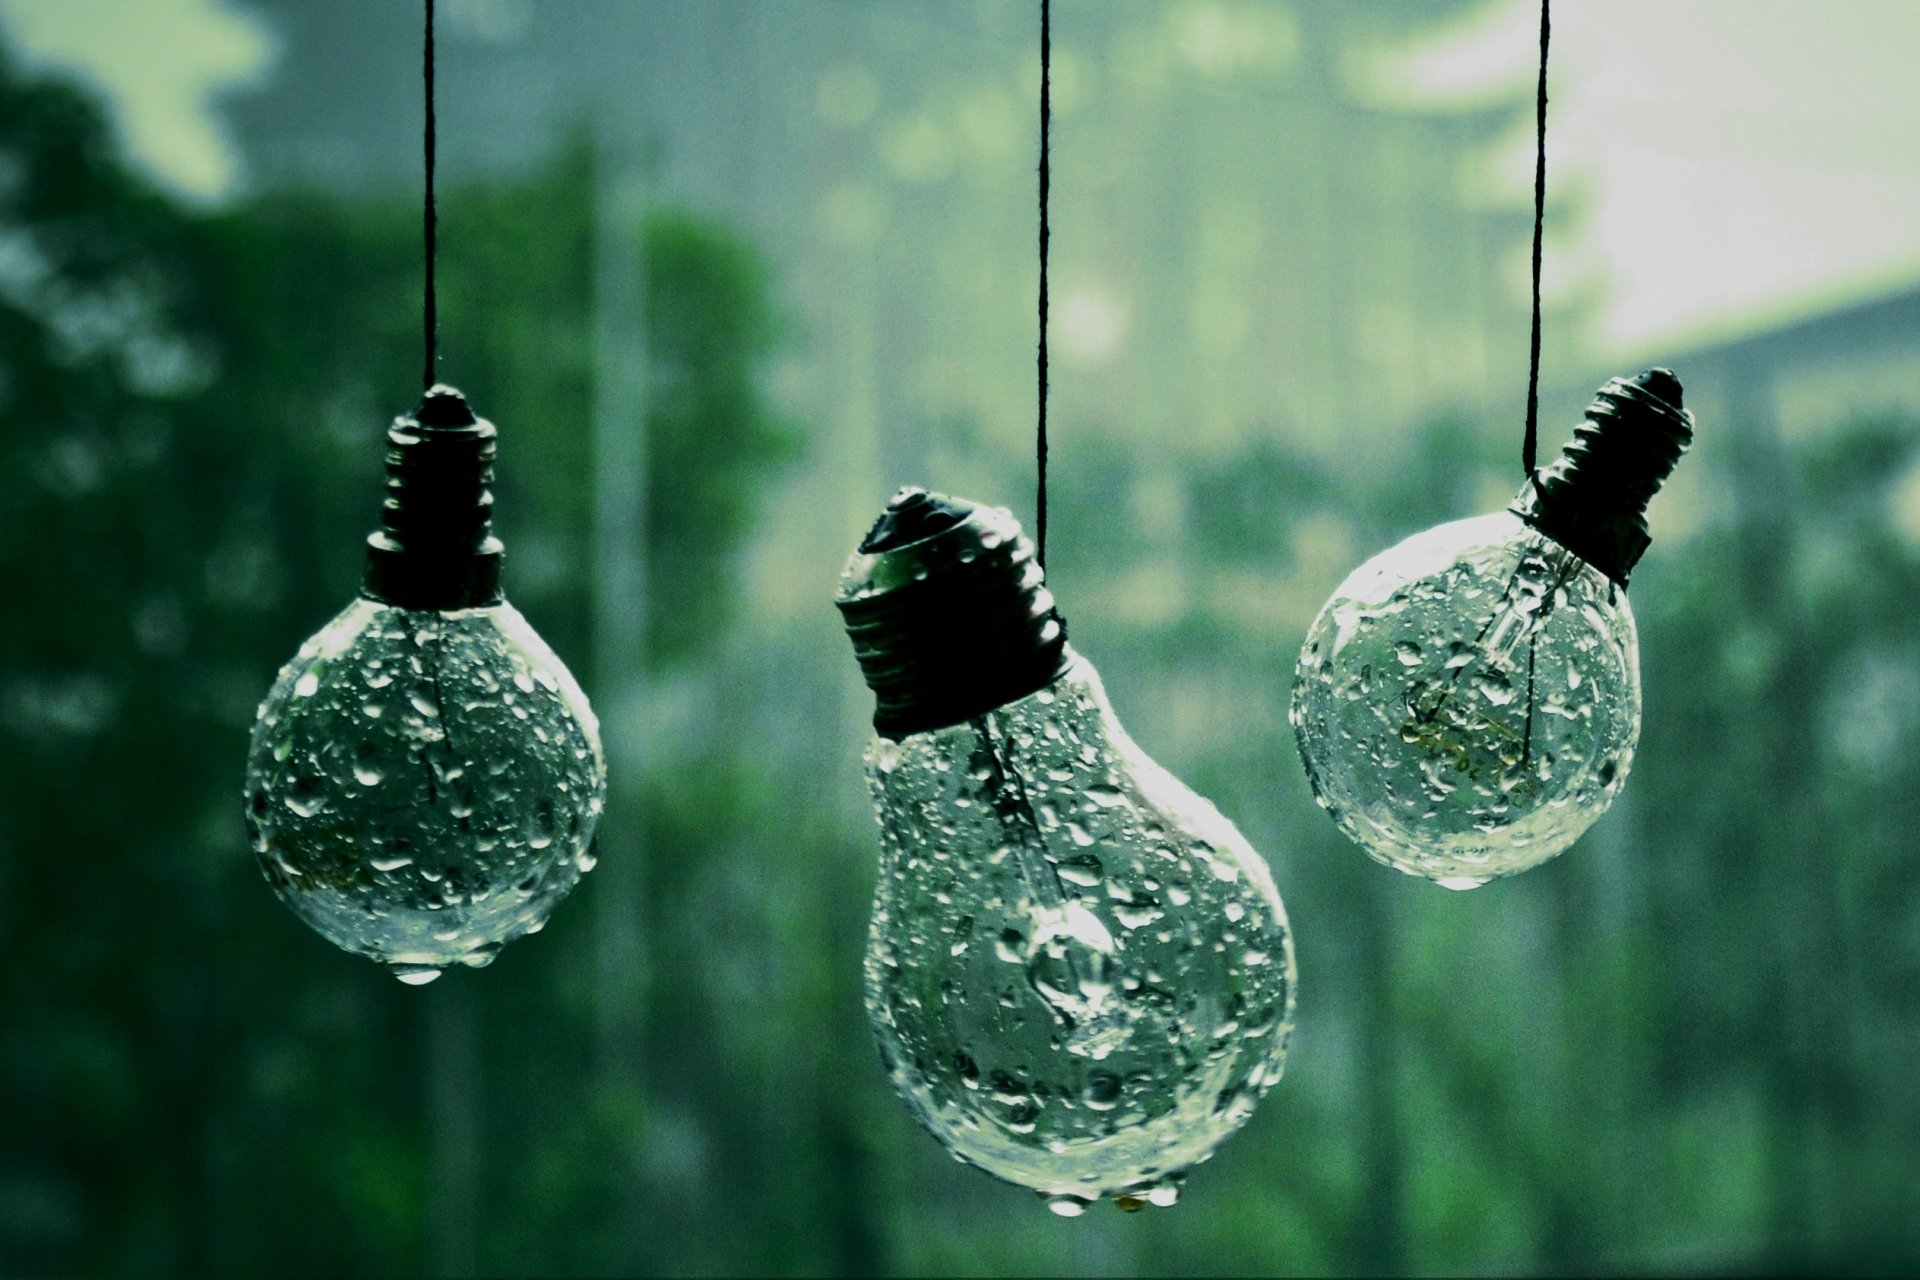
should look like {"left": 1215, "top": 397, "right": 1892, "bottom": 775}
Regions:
{"left": 840, "top": 488, "right": 1295, "bottom": 1213}
{"left": 1289, "top": 371, "right": 1694, "bottom": 887}
{"left": 245, "top": 388, "right": 606, "bottom": 982}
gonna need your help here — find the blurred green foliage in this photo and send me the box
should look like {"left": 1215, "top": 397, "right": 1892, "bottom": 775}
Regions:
{"left": 2, "top": 27, "right": 1917, "bottom": 1280}
{"left": 0, "top": 41, "right": 804, "bottom": 1277}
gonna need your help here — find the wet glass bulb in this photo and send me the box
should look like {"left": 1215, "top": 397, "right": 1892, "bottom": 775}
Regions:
{"left": 1291, "top": 511, "right": 1636, "bottom": 887}
{"left": 1291, "top": 370, "right": 1693, "bottom": 888}
{"left": 245, "top": 388, "right": 605, "bottom": 982}
{"left": 839, "top": 489, "right": 1295, "bottom": 1215}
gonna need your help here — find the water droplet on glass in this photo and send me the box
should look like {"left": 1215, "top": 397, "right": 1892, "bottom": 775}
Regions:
{"left": 243, "top": 599, "right": 607, "bottom": 978}
{"left": 1083, "top": 1071, "right": 1122, "bottom": 1111}
{"left": 458, "top": 943, "right": 500, "bottom": 968}
{"left": 1471, "top": 668, "right": 1516, "bottom": 706}
{"left": 1055, "top": 851, "right": 1102, "bottom": 884}
{"left": 528, "top": 798, "right": 555, "bottom": 850}
{"left": 860, "top": 660, "right": 1294, "bottom": 1204}
{"left": 1290, "top": 511, "right": 1641, "bottom": 886}
{"left": 285, "top": 777, "right": 324, "bottom": 819}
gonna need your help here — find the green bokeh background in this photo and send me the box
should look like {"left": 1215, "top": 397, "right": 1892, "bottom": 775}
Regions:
{"left": 2, "top": 3, "right": 1917, "bottom": 1275}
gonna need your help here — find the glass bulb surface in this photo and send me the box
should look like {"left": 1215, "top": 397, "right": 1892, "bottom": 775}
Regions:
{"left": 865, "top": 656, "right": 1295, "bottom": 1212}
{"left": 245, "top": 598, "right": 605, "bottom": 981}
{"left": 1290, "top": 510, "right": 1639, "bottom": 888}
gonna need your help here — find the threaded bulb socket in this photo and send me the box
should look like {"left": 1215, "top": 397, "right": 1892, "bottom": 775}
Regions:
{"left": 361, "top": 385, "right": 506, "bottom": 610}
{"left": 837, "top": 488, "right": 1070, "bottom": 739}
{"left": 1511, "top": 367, "right": 1694, "bottom": 586}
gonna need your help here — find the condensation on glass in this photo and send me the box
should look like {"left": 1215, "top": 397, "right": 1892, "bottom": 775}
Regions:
{"left": 245, "top": 598, "right": 605, "bottom": 982}
{"left": 1290, "top": 511, "right": 1639, "bottom": 888}
{"left": 865, "top": 657, "right": 1294, "bottom": 1213}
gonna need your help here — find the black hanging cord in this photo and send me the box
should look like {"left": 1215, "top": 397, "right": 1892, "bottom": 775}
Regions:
{"left": 1035, "top": 0, "right": 1051, "bottom": 569}
{"left": 422, "top": 0, "right": 438, "bottom": 391}
{"left": 1521, "top": 0, "right": 1550, "bottom": 477}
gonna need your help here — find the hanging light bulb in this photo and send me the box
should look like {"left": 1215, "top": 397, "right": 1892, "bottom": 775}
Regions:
{"left": 245, "top": 387, "right": 606, "bottom": 983}
{"left": 838, "top": 488, "right": 1294, "bottom": 1215}
{"left": 1290, "top": 369, "right": 1693, "bottom": 888}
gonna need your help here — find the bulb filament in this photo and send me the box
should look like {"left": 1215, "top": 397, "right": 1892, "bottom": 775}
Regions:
{"left": 972, "top": 715, "right": 1127, "bottom": 1059}
{"left": 421, "top": 635, "right": 465, "bottom": 794}
{"left": 1401, "top": 536, "right": 1584, "bottom": 786}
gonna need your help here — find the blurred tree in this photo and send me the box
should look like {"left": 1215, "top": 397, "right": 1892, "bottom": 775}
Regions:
{"left": 5, "top": 8, "right": 1919, "bottom": 1278}
{"left": 0, "top": 38, "right": 797, "bottom": 1277}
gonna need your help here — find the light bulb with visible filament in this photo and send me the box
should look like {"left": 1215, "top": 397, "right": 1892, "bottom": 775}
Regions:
{"left": 839, "top": 489, "right": 1295, "bottom": 1215}
{"left": 1290, "top": 370, "right": 1692, "bottom": 888}
{"left": 245, "top": 387, "right": 605, "bottom": 982}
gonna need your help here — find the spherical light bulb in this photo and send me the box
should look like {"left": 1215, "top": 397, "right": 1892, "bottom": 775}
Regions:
{"left": 1290, "top": 370, "right": 1693, "bottom": 888}
{"left": 245, "top": 387, "right": 606, "bottom": 982}
{"left": 838, "top": 489, "right": 1295, "bottom": 1214}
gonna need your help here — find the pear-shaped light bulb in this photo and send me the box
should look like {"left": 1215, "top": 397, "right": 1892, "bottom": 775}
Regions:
{"left": 1290, "top": 370, "right": 1693, "bottom": 888}
{"left": 245, "top": 387, "right": 606, "bottom": 982}
{"left": 838, "top": 489, "right": 1295, "bottom": 1214}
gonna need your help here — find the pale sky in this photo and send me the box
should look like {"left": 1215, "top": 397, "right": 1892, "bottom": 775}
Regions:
{"left": 0, "top": 0, "right": 273, "bottom": 201}
{"left": 1373, "top": 0, "right": 1920, "bottom": 355}
{"left": 4, "top": 0, "right": 1919, "bottom": 358}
